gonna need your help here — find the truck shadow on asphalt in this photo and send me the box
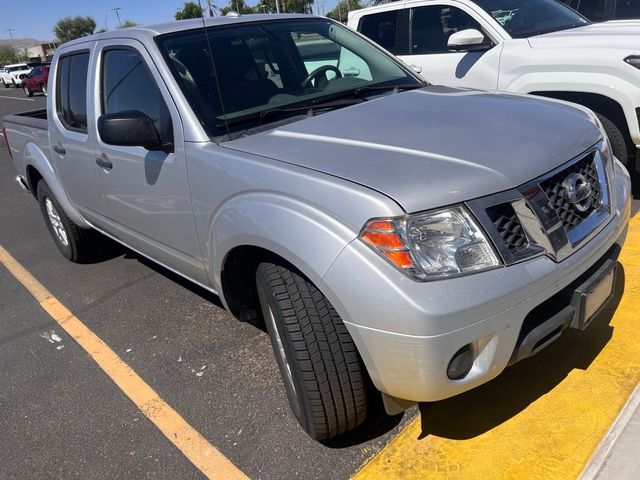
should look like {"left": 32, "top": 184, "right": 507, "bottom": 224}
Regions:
{"left": 416, "top": 265, "right": 625, "bottom": 441}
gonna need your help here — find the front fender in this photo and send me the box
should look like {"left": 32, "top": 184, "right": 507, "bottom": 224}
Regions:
{"left": 502, "top": 72, "right": 640, "bottom": 144}
{"left": 24, "top": 142, "right": 90, "bottom": 228}
{"left": 210, "top": 192, "right": 358, "bottom": 295}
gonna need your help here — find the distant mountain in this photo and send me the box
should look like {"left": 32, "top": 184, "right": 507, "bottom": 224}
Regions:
{"left": 0, "top": 38, "right": 55, "bottom": 48}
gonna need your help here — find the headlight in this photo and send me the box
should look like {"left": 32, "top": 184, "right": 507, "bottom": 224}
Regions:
{"left": 360, "top": 205, "right": 501, "bottom": 281}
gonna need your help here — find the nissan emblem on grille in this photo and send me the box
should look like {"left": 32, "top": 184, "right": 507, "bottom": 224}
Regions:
{"left": 562, "top": 172, "right": 594, "bottom": 212}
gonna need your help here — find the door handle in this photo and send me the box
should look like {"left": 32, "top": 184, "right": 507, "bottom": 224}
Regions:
{"left": 95, "top": 156, "right": 113, "bottom": 171}
{"left": 52, "top": 144, "right": 66, "bottom": 156}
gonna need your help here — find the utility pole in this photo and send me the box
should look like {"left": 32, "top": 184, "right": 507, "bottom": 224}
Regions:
{"left": 111, "top": 7, "right": 123, "bottom": 27}
{"left": 276, "top": 0, "right": 280, "bottom": 14}
{"left": 5, "top": 28, "right": 15, "bottom": 41}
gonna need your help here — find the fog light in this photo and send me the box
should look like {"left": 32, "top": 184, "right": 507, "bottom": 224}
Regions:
{"left": 447, "top": 344, "right": 474, "bottom": 380}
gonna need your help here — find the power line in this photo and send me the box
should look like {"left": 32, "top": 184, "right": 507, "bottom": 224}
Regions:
{"left": 111, "top": 7, "right": 123, "bottom": 27}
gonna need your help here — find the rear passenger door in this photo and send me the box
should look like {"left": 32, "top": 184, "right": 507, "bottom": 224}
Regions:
{"left": 399, "top": 3, "right": 501, "bottom": 89}
{"left": 49, "top": 50, "right": 106, "bottom": 222}
{"left": 93, "top": 40, "right": 205, "bottom": 284}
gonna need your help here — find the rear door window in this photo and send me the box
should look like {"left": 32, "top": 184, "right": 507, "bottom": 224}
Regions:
{"left": 56, "top": 52, "right": 90, "bottom": 133}
{"left": 358, "top": 10, "right": 401, "bottom": 54}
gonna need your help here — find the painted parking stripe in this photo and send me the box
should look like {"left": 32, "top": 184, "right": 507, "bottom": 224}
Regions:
{"left": 0, "top": 95, "right": 34, "bottom": 101}
{"left": 0, "top": 244, "right": 248, "bottom": 480}
{"left": 354, "top": 213, "right": 640, "bottom": 480}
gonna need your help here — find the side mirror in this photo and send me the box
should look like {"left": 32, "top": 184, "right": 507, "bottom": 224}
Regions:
{"left": 448, "top": 29, "right": 490, "bottom": 52}
{"left": 98, "top": 110, "right": 172, "bottom": 152}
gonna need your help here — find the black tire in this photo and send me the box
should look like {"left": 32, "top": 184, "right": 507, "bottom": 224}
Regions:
{"left": 36, "top": 180, "right": 99, "bottom": 263}
{"left": 256, "top": 262, "right": 368, "bottom": 440}
{"left": 1, "top": 79, "right": 7, "bottom": 88}
{"left": 23, "top": 85, "right": 32, "bottom": 97}
{"left": 596, "top": 113, "right": 628, "bottom": 166}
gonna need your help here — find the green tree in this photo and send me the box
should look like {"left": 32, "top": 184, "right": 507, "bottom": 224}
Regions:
{"left": 175, "top": 1, "right": 203, "bottom": 20}
{"left": 327, "top": 0, "right": 364, "bottom": 21}
{"left": 118, "top": 20, "right": 139, "bottom": 29}
{"left": 255, "top": 0, "right": 313, "bottom": 13}
{"left": 220, "top": 0, "right": 256, "bottom": 14}
{"left": 53, "top": 16, "right": 96, "bottom": 43}
{"left": 0, "top": 45, "right": 18, "bottom": 65}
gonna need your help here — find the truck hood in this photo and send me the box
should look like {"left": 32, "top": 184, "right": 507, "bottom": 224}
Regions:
{"left": 223, "top": 86, "right": 601, "bottom": 213}
{"left": 528, "top": 21, "right": 640, "bottom": 49}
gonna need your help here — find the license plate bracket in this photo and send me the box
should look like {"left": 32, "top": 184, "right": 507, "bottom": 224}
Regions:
{"left": 570, "top": 259, "right": 617, "bottom": 331}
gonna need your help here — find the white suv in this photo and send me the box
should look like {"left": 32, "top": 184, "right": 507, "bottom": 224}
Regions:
{"left": 1, "top": 63, "right": 32, "bottom": 88}
{"left": 349, "top": 0, "right": 640, "bottom": 171}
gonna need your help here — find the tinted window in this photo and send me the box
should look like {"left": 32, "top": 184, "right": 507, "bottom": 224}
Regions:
{"left": 101, "top": 49, "right": 173, "bottom": 144}
{"left": 410, "top": 5, "right": 485, "bottom": 54}
{"left": 56, "top": 53, "right": 89, "bottom": 132}
{"left": 31, "top": 67, "right": 41, "bottom": 76}
{"left": 568, "top": 0, "right": 607, "bottom": 21}
{"left": 359, "top": 11, "right": 400, "bottom": 54}
{"left": 615, "top": 0, "right": 640, "bottom": 19}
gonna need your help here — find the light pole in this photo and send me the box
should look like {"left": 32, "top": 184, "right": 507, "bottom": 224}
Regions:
{"left": 111, "top": 7, "right": 123, "bottom": 27}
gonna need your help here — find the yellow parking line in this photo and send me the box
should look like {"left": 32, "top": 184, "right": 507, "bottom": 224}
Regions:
{"left": 355, "top": 214, "right": 640, "bottom": 480}
{"left": 0, "top": 244, "right": 248, "bottom": 480}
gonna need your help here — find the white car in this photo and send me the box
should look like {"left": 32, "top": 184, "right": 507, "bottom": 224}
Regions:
{"left": 348, "top": 0, "right": 640, "bottom": 171}
{"left": 1, "top": 63, "right": 32, "bottom": 88}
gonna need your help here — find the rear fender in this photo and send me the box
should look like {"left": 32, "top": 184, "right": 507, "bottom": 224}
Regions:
{"left": 24, "top": 143, "right": 90, "bottom": 228}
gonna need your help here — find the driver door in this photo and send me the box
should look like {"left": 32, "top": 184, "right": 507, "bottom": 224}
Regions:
{"left": 93, "top": 39, "right": 206, "bottom": 284}
{"left": 397, "top": 3, "right": 501, "bottom": 90}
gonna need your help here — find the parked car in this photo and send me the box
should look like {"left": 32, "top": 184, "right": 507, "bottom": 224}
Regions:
{"left": 2, "top": 14, "right": 631, "bottom": 440}
{"left": 562, "top": 0, "right": 640, "bottom": 22}
{"left": 0, "top": 63, "right": 32, "bottom": 88}
{"left": 21, "top": 64, "right": 50, "bottom": 97}
{"left": 349, "top": 0, "right": 640, "bottom": 171}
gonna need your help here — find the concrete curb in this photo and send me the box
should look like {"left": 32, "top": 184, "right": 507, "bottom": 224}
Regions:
{"left": 580, "top": 384, "right": 640, "bottom": 480}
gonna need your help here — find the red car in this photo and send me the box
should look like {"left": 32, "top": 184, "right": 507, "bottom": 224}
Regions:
{"left": 22, "top": 64, "right": 49, "bottom": 97}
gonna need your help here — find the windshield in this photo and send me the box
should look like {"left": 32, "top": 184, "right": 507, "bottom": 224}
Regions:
{"left": 157, "top": 18, "right": 420, "bottom": 137}
{"left": 474, "top": 0, "right": 589, "bottom": 38}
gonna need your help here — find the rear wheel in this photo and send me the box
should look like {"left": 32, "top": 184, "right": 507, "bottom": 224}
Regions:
{"left": 1, "top": 79, "right": 7, "bottom": 88}
{"left": 596, "top": 113, "right": 629, "bottom": 167}
{"left": 23, "top": 85, "right": 32, "bottom": 97}
{"left": 41, "top": 83, "right": 47, "bottom": 96}
{"left": 37, "top": 180, "right": 100, "bottom": 263}
{"left": 256, "top": 262, "right": 369, "bottom": 440}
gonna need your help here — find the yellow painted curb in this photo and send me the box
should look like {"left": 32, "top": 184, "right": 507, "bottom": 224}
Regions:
{"left": 355, "top": 214, "right": 640, "bottom": 480}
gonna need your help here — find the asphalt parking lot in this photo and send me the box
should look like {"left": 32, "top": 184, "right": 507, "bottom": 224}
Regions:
{"left": 1, "top": 86, "right": 640, "bottom": 480}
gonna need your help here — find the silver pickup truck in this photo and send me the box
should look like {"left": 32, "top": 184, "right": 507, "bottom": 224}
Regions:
{"left": 2, "top": 14, "right": 632, "bottom": 440}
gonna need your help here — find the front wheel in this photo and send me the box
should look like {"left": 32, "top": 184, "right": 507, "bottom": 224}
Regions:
{"left": 596, "top": 113, "right": 628, "bottom": 167}
{"left": 23, "top": 85, "right": 32, "bottom": 97}
{"left": 256, "top": 262, "right": 369, "bottom": 440}
{"left": 41, "top": 84, "right": 47, "bottom": 96}
{"left": 1, "top": 79, "right": 7, "bottom": 88}
{"left": 37, "top": 180, "right": 101, "bottom": 263}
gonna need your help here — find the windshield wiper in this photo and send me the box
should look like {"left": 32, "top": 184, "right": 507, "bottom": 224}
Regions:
{"left": 217, "top": 97, "right": 364, "bottom": 128}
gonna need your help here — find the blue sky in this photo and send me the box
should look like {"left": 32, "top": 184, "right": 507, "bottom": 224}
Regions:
{"left": 0, "top": 0, "right": 339, "bottom": 41}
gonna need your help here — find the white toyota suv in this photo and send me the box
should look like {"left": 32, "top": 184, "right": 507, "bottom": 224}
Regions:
{"left": 1, "top": 63, "right": 32, "bottom": 88}
{"left": 349, "top": 0, "right": 640, "bottom": 173}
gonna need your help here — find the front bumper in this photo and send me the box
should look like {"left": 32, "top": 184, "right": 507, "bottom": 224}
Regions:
{"left": 322, "top": 161, "right": 632, "bottom": 403}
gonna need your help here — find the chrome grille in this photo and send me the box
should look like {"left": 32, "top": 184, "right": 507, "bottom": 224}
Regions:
{"left": 486, "top": 203, "right": 527, "bottom": 254}
{"left": 470, "top": 141, "right": 611, "bottom": 266}
{"left": 539, "top": 153, "right": 602, "bottom": 232}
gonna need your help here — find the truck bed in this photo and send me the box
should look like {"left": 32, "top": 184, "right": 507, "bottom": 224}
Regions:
{"left": 3, "top": 109, "right": 50, "bottom": 188}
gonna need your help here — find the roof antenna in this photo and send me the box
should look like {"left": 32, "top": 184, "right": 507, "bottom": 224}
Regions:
{"left": 196, "top": 0, "right": 230, "bottom": 139}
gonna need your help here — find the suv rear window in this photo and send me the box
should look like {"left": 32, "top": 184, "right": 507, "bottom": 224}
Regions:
{"left": 56, "top": 52, "right": 90, "bottom": 133}
{"left": 359, "top": 11, "right": 400, "bottom": 54}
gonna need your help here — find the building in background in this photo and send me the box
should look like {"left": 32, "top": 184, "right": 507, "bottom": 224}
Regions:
{"left": 25, "top": 42, "right": 57, "bottom": 61}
